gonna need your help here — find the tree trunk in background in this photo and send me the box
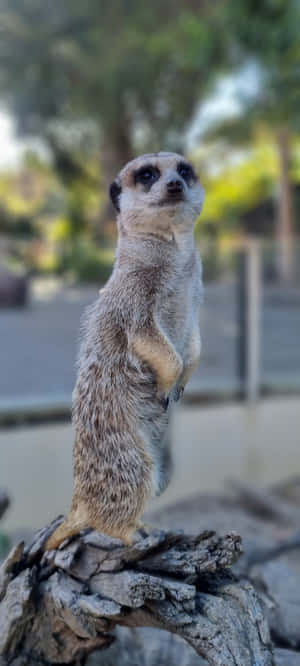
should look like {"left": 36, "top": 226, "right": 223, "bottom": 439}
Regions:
{"left": 98, "top": 122, "right": 133, "bottom": 235}
{"left": 102, "top": 121, "right": 133, "bottom": 184}
{"left": 276, "top": 127, "right": 295, "bottom": 282}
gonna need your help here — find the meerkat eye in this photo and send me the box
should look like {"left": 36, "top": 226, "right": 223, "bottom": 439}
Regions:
{"left": 134, "top": 165, "right": 160, "bottom": 187}
{"left": 177, "top": 162, "right": 195, "bottom": 182}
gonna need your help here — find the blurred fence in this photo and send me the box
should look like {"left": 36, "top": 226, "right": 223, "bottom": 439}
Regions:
{"left": 191, "top": 237, "right": 300, "bottom": 401}
{"left": 0, "top": 237, "right": 300, "bottom": 423}
{"left": 191, "top": 237, "right": 300, "bottom": 400}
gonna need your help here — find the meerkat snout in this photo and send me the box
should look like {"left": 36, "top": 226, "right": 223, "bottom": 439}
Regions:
{"left": 164, "top": 173, "right": 185, "bottom": 205}
{"left": 166, "top": 176, "right": 184, "bottom": 198}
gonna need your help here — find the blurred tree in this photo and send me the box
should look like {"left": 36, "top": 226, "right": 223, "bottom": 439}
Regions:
{"left": 197, "top": 139, "right": 278, "bottom": 232}
{"left": 210, "top": 0, "right": 300, "bottom": 280}
{"left": 0, "top": 0, "right": 224, "bottom": 227}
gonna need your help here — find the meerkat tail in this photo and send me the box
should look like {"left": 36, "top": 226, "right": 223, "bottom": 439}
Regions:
{"left": 45, "top": 515, "right": 84, "bottom": 550}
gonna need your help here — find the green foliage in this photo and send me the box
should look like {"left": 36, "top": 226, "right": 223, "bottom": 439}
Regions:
{"left": 0, "top": 0, "right": 225, "bottom": 163}
{"left": 57, "top": 239, "right": 114, "bottom": 284}
{"left": 218, "top": 0, "right": 300, "bottom": 131}
{"left": 0, "top": 150, "right": 110, "bottom": 280}
{"left": 0, "top": 158, "right": 60, "bottom": 239}
{"left": 0, "top": 208, "right": 35, "bottom": 238}
{"left": 0, "top": 0, "right": 299, "bottom": 283}
{"left": 196, "top": 139, "right": 278, "bottom": 230}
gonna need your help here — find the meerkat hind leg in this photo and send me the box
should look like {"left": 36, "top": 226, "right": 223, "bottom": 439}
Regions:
{"left": 134, "top": 519, "right": 157, "bottom": 539}
{"left": 45, "top": 515, "right": 86, "bottom": 550}
{"left": 118, "top": 530, "right": 135, "bottom": 546}
{"left": 113, "top": 523, "right": 143, "bottom": 545}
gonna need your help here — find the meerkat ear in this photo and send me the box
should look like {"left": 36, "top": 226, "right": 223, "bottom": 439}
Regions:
{"left": 109, "top": 179, "right": 122, "bottom": 213}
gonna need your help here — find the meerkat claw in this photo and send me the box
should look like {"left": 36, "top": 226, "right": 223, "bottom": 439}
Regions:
{"left": 136, "top": 521, "right": 154, "bottom": 539}
{"left": 174, "top": 386, "right": 184, "bottom": 402}
{"left": 158, "top": 393, "right": 170, "bottom": 410}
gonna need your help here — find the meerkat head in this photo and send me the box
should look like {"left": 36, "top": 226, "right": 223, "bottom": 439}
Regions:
{"left": 109, "top": 151, "right": 204, "bottom": 239}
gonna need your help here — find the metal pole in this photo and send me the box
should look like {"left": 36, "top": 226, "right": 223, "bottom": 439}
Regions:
{"left": 246, "top": 238, "right": 261, "bottom": 402}
{"left": 237, "top": 239, "right": 261, "bottom": 401}
{"left": 237, "top": 248, "right": 247, "bottom": 392}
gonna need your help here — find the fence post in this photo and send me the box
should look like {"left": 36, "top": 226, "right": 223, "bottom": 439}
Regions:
{"left": 237, "top": 238, "right": 261, "bottom": 401}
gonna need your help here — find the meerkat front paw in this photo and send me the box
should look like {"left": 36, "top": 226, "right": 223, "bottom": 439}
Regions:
{"left": 155, "top": 357, "right": 183, "bottom": 408}
{"left": 158, "top": 393, "right": 170, "bottom": 410}
{"left": 173, "top": 386, "right": 184, "bottom": 402}
{"left": 130, "top": 327, "right": 183, "bottom": 405}
{"left": 156, "top": 357, "right": 183, "bottom": 396}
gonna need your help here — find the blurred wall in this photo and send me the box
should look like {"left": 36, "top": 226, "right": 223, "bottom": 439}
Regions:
{"left": 1, "top": 396, "right": 299, "bottom": 532}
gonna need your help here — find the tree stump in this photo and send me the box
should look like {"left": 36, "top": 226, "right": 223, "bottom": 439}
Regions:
{"left": 0, "top": 517, "right": 273, "bottom": 666}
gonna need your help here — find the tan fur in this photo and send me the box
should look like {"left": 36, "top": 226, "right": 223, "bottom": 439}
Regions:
{"left": 46, "top": 151, "right": 204, "bottom": 550}
{"left": 178, "top": 328, "right": 202, "bottom": 389}
{"left": 131, "top": 322, "right": 183, "bottom": 396}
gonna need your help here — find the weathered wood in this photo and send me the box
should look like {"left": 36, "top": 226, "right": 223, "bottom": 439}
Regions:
{"left": 0, "top": 542, "right": 24, "bottom": 602}
{"left": 230, "top": 480, "right": 300, "bottom": 526}
{"left": 250, "top": 554, "right": 300, "bottom": 649}
{"left": 148, "top": 479, "right": 300, "bottom": 664}
{"left": 274, "top": 649, "right": 300, "bottom": 666}
{"left": 0, "top": 523, "right": 273, "bottom": 666}
{"left": 0, "top": 568, "right": 35, "bottom": 657}
{"left": 4, "top": 479, "right": 300, "bottom": 664}
{"left": 87, "top": 626, "right": 208, "bottom": 666}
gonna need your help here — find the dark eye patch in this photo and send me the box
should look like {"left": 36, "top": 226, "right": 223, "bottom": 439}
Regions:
{"left": 177, "top": 162, "right": 196, "bottom": 183}
{"left": 109, "top": 180, "right": 122, "bottom": 212}
{"left": 134, "top": 164, "right": 160, "bottom": 189}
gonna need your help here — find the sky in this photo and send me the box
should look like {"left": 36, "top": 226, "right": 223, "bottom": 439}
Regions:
{"left": 187, "top": 61, "right": 261, "bottom": 149}
{"left": 0, "top": 111, "right": 48, "bottom": 168}
{"left": 0, "top": 112, "right": 25, "bottom": 167}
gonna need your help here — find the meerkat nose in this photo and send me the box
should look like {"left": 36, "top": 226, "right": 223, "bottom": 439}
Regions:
{"left": 167, "top": 178, "right": 184, "bottom": 194}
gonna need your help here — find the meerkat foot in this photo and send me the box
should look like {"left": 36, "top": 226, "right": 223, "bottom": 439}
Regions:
{"left": 116, "top": 522, "right": 154, "bottom": 544}
{"left": 119, "top": 527, "right": 136, "bottom": 546}
{"left": 45, "top": 518, "right": 83, "bottom": 551}
{"left": 135, "top": 520, "right": 155, "bottom": 538}
{"left": 158, "top": 393, "right": 170, "bottom": 410}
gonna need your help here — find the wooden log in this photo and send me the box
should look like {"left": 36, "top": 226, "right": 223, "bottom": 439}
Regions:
{"left": 230, "top": 480, "right": 300, "bottom": 526}
{"left": 0, "top": 522, "right": 273, "bottom": 666}
{"left": 250, "top": 554, "right": 300, "bottom": 649}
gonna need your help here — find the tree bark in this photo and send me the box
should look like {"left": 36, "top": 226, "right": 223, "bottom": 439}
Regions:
{"left": 4, "top": 478, "right": 300, "bottom": 664}
{"left": 276, "top": 127, "right": 295, "bottom": 282}
{"left": 0, "top": 520, "right": 273, "bottom": 666}
{"left": 98, "top": 120, "right": 133, "bottom": 234}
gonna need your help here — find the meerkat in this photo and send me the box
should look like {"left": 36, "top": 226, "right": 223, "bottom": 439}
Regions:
{"left": 46, "top": 151, "right": 204, "bottom": 549}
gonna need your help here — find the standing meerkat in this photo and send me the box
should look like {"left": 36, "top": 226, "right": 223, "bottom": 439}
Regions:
{"left": 46, "top": 151, "right": 204, "bottom": 549}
